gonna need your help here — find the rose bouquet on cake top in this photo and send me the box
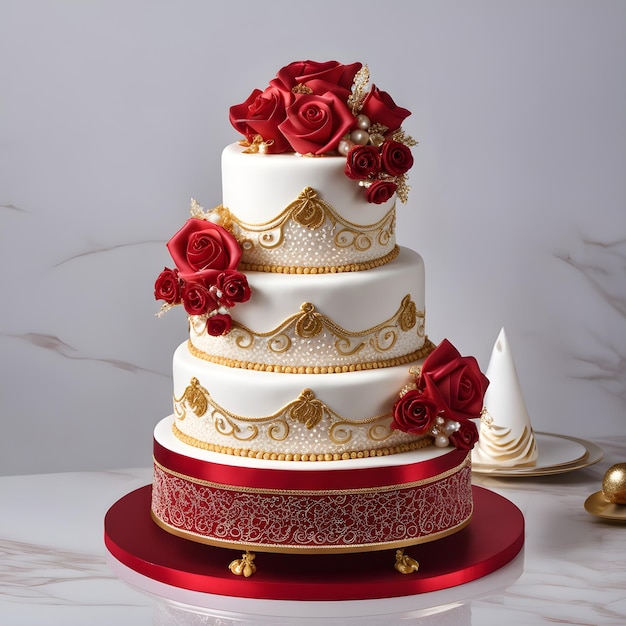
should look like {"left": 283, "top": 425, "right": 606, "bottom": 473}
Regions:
{"left": 229, "top": 60, "right": 417, "bottom": 204}
{"left": 154, "top": 204, "right": 250, "bottom": 336}
{"left": 392, "top": 339, "right": 489, "bottom": 451}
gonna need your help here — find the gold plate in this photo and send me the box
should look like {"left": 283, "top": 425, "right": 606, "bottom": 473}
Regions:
{"left": 584, "top": 491, "right": 626, "bottom": 521}
{"left": 472, "top": 433, "right": 604, "bottom": 478}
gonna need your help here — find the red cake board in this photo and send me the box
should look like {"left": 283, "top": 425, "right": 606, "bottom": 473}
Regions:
{"left": 104, "top": 484, "right": 523, "bottom": 602}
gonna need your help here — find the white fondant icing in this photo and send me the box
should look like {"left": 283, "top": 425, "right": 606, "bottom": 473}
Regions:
{"left": 220, "top": 143, "right": 397, "bottom": 269}
{"left": 172, "top": 341, "right": 428, "bottom": 456}
{"left": 472, "top": 328, "right": 538, "bottom": 467}
{"left": 222, "top": 143, "right": 395, "bottom": 228}
{"left": 188, "top": 246, "right": 427, "bottom": 369}
{"left": 155, "top": 415, "right": 450, "bottom": 471}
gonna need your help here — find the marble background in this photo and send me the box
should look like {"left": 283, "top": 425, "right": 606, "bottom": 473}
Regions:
{"left": 1, "top": 0, "right": 624, "bottom": 475}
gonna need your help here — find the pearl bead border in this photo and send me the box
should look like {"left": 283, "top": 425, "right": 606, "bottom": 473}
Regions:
{"left": 172, "top": 421, "right": 433, "bottom": 462}
{"left": 187, "top": 338, "right": 436, "bottom": 374}
{"left": 239, "top": 245, "right": 400, "bottom": 274}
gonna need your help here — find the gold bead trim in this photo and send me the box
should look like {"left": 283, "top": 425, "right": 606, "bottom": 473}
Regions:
{"left": 187, "top": 337, "right": 436, "bottom": 374}
{"left": 171, "top": 421, "right": 433, "bottom": 462}
{"left": 239, "top": 245, "right": 400, "bottom": 274}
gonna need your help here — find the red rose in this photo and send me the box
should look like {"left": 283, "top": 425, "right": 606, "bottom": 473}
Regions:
{"left": 166, "top": 218, "right": 242, "bottom": 282}
{"left": 154, "top": 267, "right": 180, "bottom": 304}
{"left": 229, "top": 86, "right": 293, "bottom": 153}
{"left": 418, "top": 339, "right": 489, "bottom": 422}
{"left": 391, "top": 388, "right": 439, "bottom": 435}
{"left": 229, "top": 88, "right": 263, "bottom": 140}
{"left": 206, "top": 313, "right": 232, "bottom": 336}
{"left": 216, "top": 270, "right": 251, "bottom": 307}
{"left": 345, "top": 145, "right": 380, "bottom": 180}
{"left": 365, "top": 179, "right": 397, "bottom": 204}
{"left": 271, "top": 60, "right": 362, "bottom": 100}
{"left": 278, "top": 92, "right": 355, "bottom": 155}
{"left": 181, "top": 281, "right": 217, "bottom": 316}
{"left": 380, "top": 140, "right": 414, "bottom": 177}
{"left": 449, "top": 420, "right": 479, "bottom": 451}
{"left": 361, "top": 85, "right": 411, "bottom": 133}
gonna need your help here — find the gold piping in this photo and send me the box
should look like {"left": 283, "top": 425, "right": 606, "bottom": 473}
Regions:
{"left": 187, "top": 337, "right": 436, "bottom": 374}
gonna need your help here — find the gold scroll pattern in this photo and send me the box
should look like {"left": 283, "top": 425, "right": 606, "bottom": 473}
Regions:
{"left": 173, "top": 378, "right": 432, "bottom": 460}
{"left": 189, "top": 296, "right": 431, "bottom": 373}
{"left": 208, "top": 187, "right": 397, "bottom": 273}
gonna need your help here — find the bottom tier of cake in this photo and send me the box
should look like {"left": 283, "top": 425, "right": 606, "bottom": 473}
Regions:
{"left": 151, "top": 416, "right": 474, "bottom": 554}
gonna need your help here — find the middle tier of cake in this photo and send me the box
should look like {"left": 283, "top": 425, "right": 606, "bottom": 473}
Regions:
{"left": 172, "top": 340, "right": 433, "bottom": 459}
{"left": 189, "top": 246, "right": 430, "bottom": 373}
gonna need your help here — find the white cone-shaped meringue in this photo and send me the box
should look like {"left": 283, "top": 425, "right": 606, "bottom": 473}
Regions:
{"left": 472, "top": 328, "right": 538, "bottom": 468}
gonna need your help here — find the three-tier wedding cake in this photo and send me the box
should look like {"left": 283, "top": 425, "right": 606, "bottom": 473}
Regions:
{"left": 149, "top": 60, "right": 490, "bottom": 562}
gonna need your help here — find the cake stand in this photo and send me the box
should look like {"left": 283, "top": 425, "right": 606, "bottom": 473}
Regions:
{"left": 105, "top": 483, "right": 524, "bottom": 612}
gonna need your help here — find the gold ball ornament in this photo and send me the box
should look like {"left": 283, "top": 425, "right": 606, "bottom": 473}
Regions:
{"left": 601, "top": 463, "right": 626, "bottom": 504}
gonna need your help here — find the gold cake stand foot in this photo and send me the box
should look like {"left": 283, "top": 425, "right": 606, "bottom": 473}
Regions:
{"left": 394, "top": 549, "right": 419, "bottom": 574}
{"left": 227, "top": 548, "right": 420, "bottom": 577}
{"left": 228, "top": 551, "right": 257, "bottom": 578}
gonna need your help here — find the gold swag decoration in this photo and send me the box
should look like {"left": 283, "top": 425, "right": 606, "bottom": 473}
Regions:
{"left": 175, "top": 377, "right": 209, "bottom": 419}
{"left": 191, "top": 294, "right": 424, "bottom": 367}
{"left": 172, "top": 380, "right": 435, "bottom": 459}
{"left": 289, "top": 187, "right": 328, "bottom": 230}
{"left": 288, "top": 389, "right": 325, "bottom": 430}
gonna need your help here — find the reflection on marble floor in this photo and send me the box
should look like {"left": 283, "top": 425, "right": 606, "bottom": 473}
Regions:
{"left": 151, "top": 599, "right": 473, "bottom": 626}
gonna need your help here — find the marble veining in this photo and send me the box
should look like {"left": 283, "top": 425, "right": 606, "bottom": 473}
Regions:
{"left": 1, "top": 203, "right": 26, "bottom": 213}
{"left": 1, "top": 332, "right": 166, "bottom": 376}
{"left": 54, "top": 240, "right": 166, "bottom": 268}
{"left": 555, "top": 237, "right": 626, "bottom": 405}
{"left": 556, "top": 237, "right": 626, "bottom": 316}
{"left": 0, "top": 538, "right": 113, "bottom": 603}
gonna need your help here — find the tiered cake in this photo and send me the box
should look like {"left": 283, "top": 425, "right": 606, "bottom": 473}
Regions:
{"left": 150, "top": 61, "right": 489, "bottom": 560}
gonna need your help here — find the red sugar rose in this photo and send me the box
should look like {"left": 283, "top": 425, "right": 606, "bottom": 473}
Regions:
{"left": 380, "top": 140, "right": 414, "bottom": 177}
{"left": 418, "top": 339, "right": 489, "bottom": 422}
{"left": 361, "top": 85, "right": 411, "bottom": 133}
{"left": 271, "top": 60, "right": 362, "bottom": 100}
{"left": 365, "top": 179, "right": 397, "bottom": 204}
{"left": 391, "top": 388, "right": 439, "bottom": 435}
{"left": 166, "top": 218, "right": 242, "bottom": 283}
{"left": 154, "top": 267, "right": 180, "bottom": 304}
{"left": 278, "top": 92, "right": 355, "bottom": 155}
{"left": 206, "top": 313, "right": 232, "bottom": 336}
{"left": 345, "top": 145, "right": 380, "bottom": 180}
{"left": 181, "top": 281, "right": 217, "bottom": 316}
{"left": 449, "top": 420, "right": 479, "bottom": 451}
{"left": 216, "top": 270, "right": 251, "bottom": 307}
{"left": 229, "top": 86, "right": 293, "bottom": 153}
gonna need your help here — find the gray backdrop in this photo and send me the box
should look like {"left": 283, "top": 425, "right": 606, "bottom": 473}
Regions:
{"left": 1, "top": 0, "right": 624, "bottom": 475}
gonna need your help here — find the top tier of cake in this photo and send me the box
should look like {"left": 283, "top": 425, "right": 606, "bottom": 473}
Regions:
{"left": 218, "top": 60, "right": 415, "bottom": 274}
{"left": 219, "top": 143, "right": 398, "bottom": 273}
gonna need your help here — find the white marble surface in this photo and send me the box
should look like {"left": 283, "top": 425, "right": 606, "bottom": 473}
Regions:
{"left": 1, "top": 1, "right": 625, "bottom": 476}
{"left": 1, "top": 438, "right": 625, "bottom": 625}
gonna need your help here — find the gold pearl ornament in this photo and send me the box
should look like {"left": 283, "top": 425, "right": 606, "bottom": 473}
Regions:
{"left": 601, "top": 463, "right": 626, "bottom": 504}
